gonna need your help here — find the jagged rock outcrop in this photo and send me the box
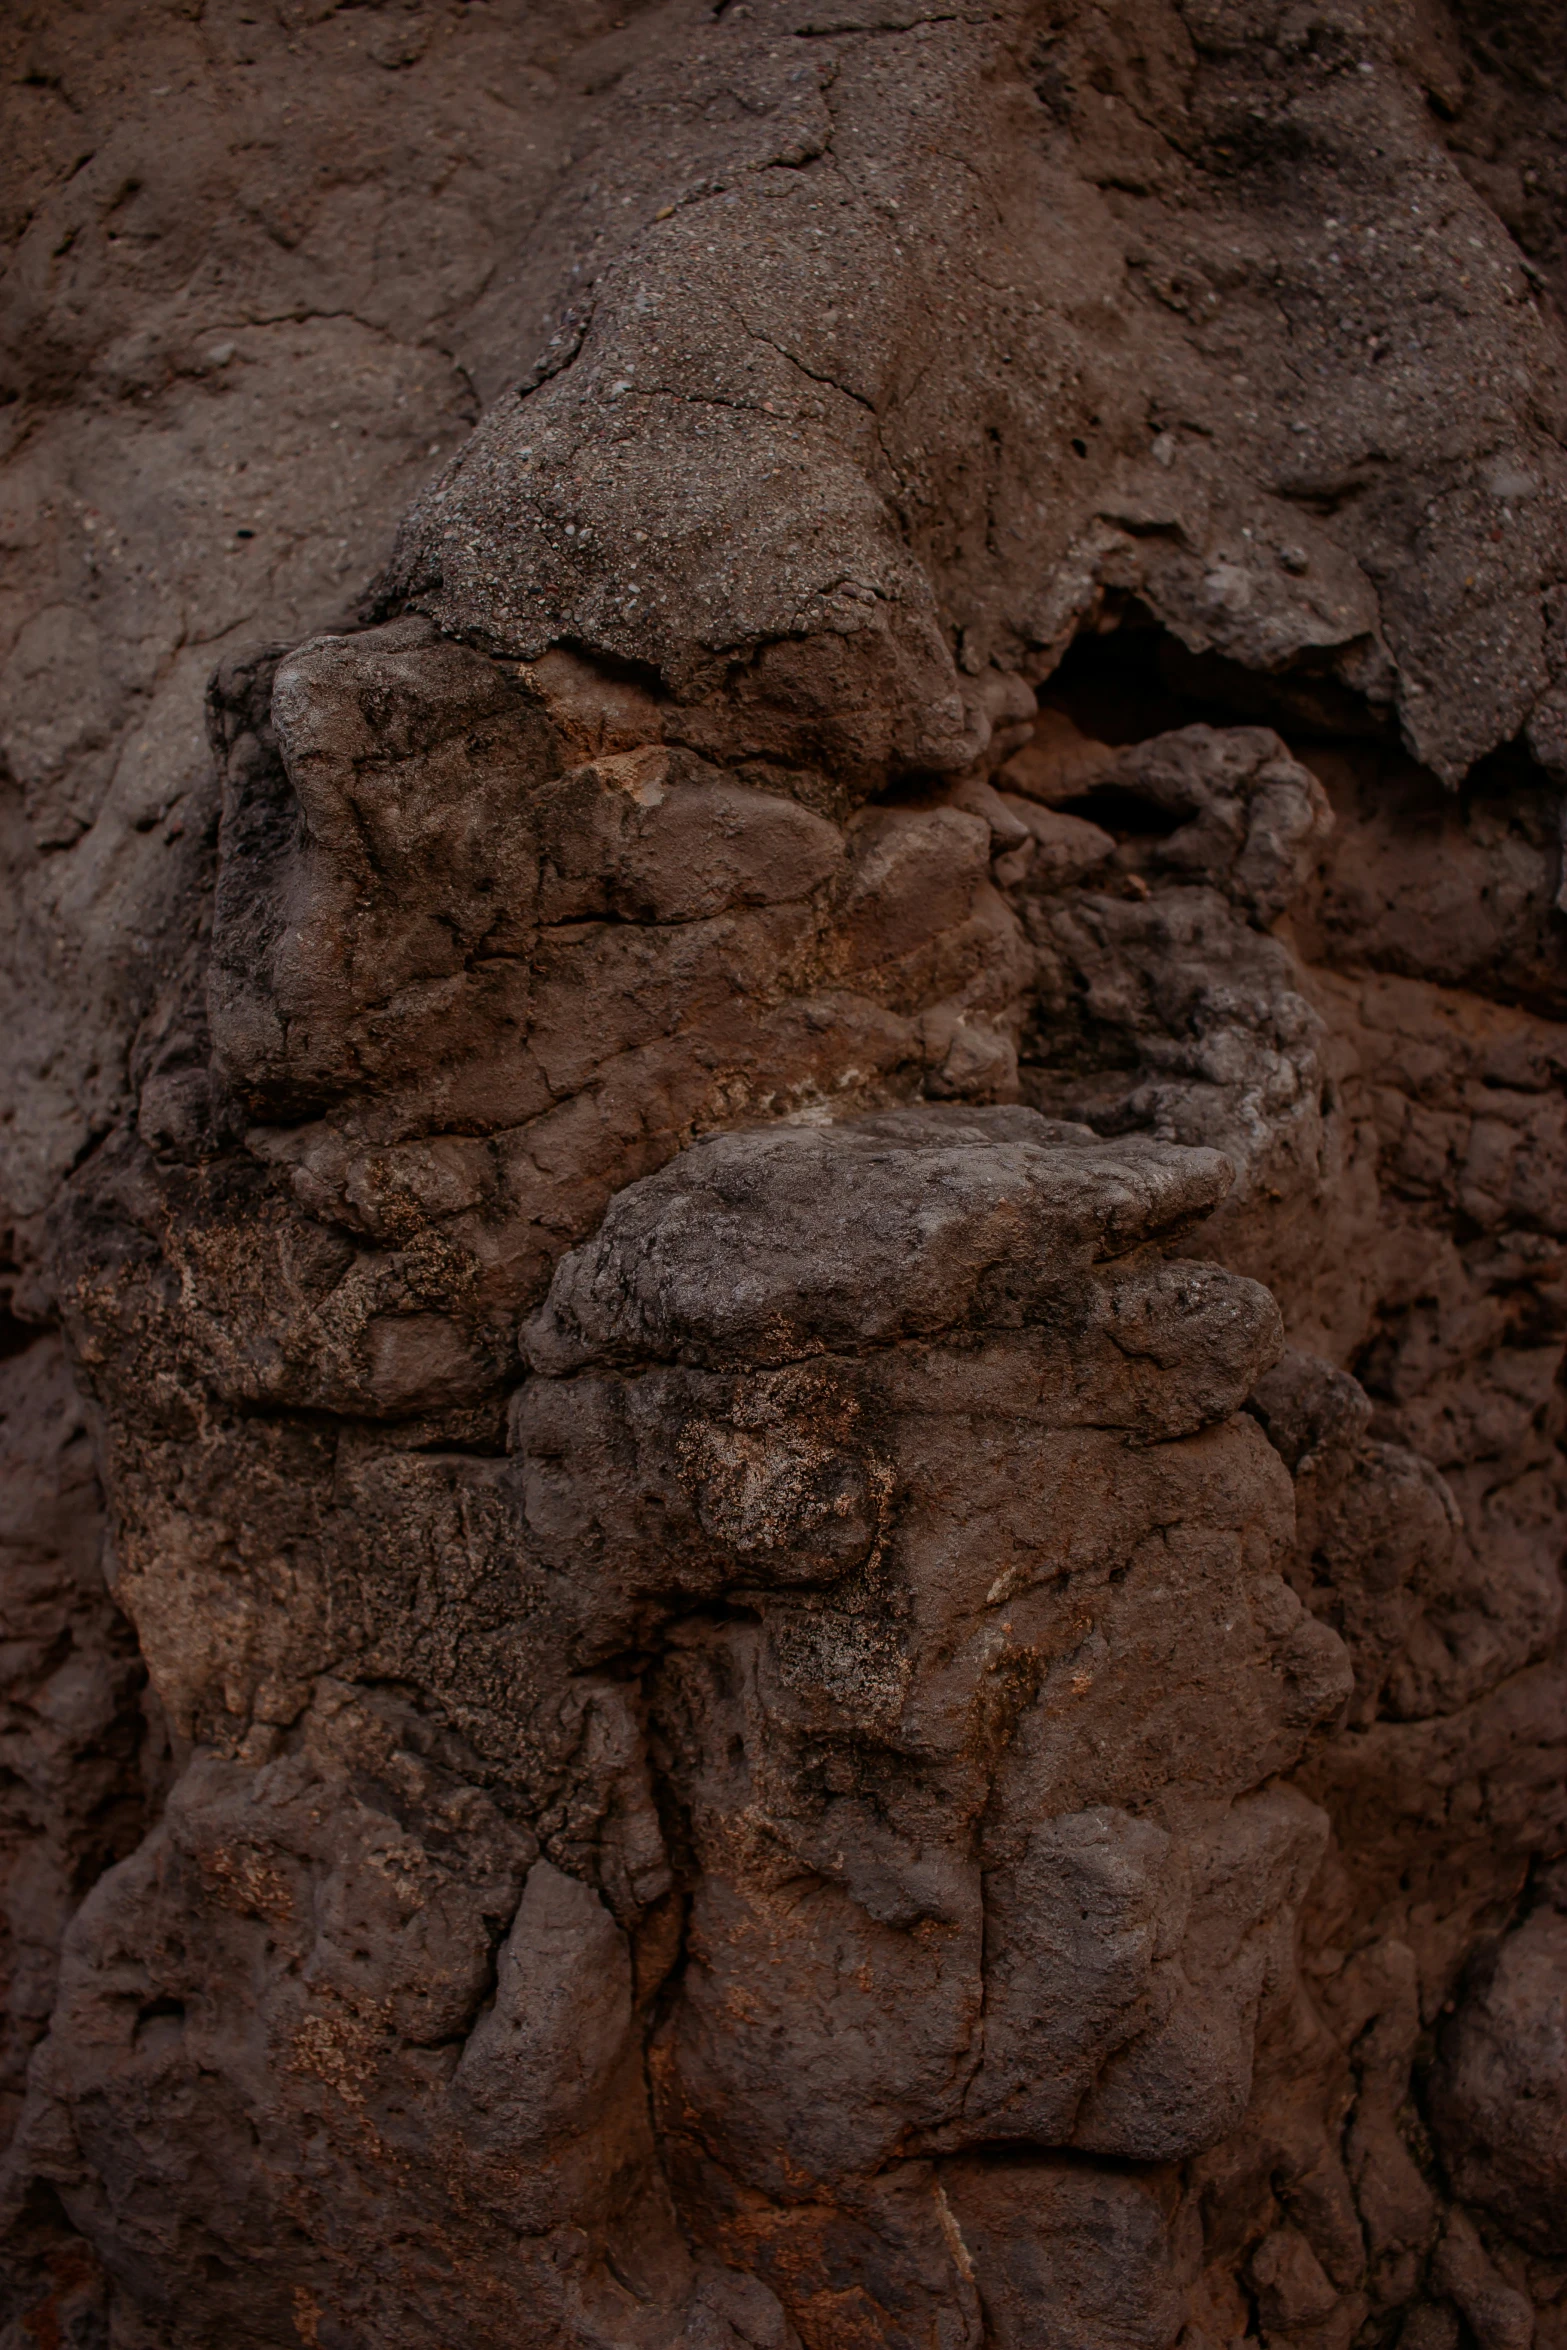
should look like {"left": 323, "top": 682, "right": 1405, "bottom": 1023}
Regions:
{"left": 12, "top": 1108, "right": 1350, "bottom": 2348}
{"left": 2, "top": 2, "right": 1565, "bottom": 2347}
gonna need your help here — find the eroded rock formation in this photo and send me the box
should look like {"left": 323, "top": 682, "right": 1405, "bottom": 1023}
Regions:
{"left": 2, "top": 1, "right": 1565, "bottom": 2346}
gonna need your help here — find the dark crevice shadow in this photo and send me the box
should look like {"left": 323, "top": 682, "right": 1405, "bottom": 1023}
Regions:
{"left": 1037, "top": 598, "right": 1393, "bottom": 752}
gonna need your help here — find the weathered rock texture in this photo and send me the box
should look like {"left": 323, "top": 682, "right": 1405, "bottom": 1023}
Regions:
{"left": 2, "top": 1, "right": 1565, "bottom": 2346}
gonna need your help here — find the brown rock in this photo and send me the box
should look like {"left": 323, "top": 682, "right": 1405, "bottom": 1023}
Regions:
{"left": 1432, "top": 1900, "right": 1567, "bottom": 2257}
{"left": 3, "top": 0, "right": 1567, "bottom": 2342}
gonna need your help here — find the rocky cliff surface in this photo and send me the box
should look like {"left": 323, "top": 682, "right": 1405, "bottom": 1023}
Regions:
{"left": 1, "top": 2, "right": 1565, "bottom": 2346}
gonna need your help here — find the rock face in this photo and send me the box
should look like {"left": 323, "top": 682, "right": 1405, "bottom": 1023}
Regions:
{"left": 2, "top": 2, "right": 1566, "bottom": 2347}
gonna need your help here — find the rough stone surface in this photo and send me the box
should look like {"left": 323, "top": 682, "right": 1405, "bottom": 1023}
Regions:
{"left": 1431, "top": 1881, "right": 1567, "bottom": 2259}
{"left": 0, "top": 1335, "right": 159, "bottom": 2148}
{"left": 2, "top": 2, "right": 1566, "bottom": 2347}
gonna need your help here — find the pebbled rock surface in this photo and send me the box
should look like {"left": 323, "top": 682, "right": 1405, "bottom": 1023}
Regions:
{"left": 2, "top": 2, "right": 1566, "bottom": 2347}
